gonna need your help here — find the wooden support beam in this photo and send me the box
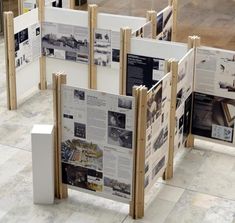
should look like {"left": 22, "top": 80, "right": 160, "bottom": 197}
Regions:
{"left": 164, "top": 59, "right": 178, "bottom": 180}
{"left": 146, "top": 10, "right": 157, "bottom": 39}
{"left": 171, "top": 0, "right": 178, "bottom": 41}
{"left": 69, "top": 0, "right": 75, "bottom": 9}
{"left": 185, "top": 36, "right": 201, "bottom": 148}
{"left": 119, "top": 27, "right": 132, "bottom": 95}
{"left": 88, "top": 4, "right": 98, "bottom": 89}
{"left": 4, "top": 12, "right": 17, "bottom": 110}
{"left": 130, "top": 85, "right": 140, "bottom": 219}
{"left": 134, "top": 86, "right": 147, "bottom": 219}
{"left": 37, "top": 0, "right": 47, "bottom": 90}
{"left": 18, "top": 0, "right": 23, "bottom": 15}
{"left": 53, "top": 73, "right": 68, "bottom": 199}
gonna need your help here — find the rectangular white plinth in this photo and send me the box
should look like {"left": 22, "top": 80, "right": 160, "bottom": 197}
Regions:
{"left": 31, "top": 124, "right": 54, "bottom": 204}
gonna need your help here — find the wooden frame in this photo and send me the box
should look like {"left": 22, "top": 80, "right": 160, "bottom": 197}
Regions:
{"left": 185, "top": 36, "right": 201, "bottom": 148}
{"left": 134, "top": 86, "right": 147, "bottom": 218}
{"left": 88, "top": 4, "right": 97, "bottom": 89}
{"left": 4, "top": 11, "right": 17, "bottom": 110}
{"left": 119, "top": 27, "right": 132, "bottom": 95}
{"left": 146, "top": 10, "right": 157, "bottom": 39}
{"left": 37, "top": 0, "right": 47, "bottom": 90}
{"left": 18, "top": 0, "right": 24, "bottom": 15}
{"left": 164, "top": 59, "right": 178, "bottom": 180}
{"left": 53, "top": 73, "right": 68, "bottom": 199}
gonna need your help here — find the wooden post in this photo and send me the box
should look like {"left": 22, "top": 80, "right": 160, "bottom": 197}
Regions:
{"left": 18, "top": 0, "right": 23, "bottom": 15}
{"left": 171, "top": 0, "right": 178, "bottom": 41}
{"left": 185, "top": 36, "right": 201, "bottom": 148}
{"left": 119, "top": 27, "right": 132, "bottom": 95}
{"left": 69, "top": 0, "right": 75, "bottom": 9}
{"left": 146, "top": 10, "right": 157, "bottom": 39}
{"left": 4, "top": 12, "right": 17, "bottom": 110}
{"left": 164, "top": 59, "right": 178, "bottom": 180}
{"left": 88, "top": 4, "right": 98, "bottom": 89}
{"left": 53, "top": 73, "right": 68, "bottom": 199}
{"left": 130, "top": 85, "right": 140, "bottom": 218}
{"left": 134, "top": 86, "right": 147, "bottom": 219}
{"left": 37, "top": 0, "right": 47, "bottom": 90}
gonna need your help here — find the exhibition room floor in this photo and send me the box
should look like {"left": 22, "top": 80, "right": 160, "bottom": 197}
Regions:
{"left": 0, "top": 34, "right": 235, "bottom": 223}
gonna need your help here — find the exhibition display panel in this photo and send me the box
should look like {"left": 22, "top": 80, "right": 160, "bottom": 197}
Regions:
{"left": 4, "top": 0, "right": 177, "bottom": 109}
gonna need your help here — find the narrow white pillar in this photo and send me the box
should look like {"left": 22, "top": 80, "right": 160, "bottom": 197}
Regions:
{"left": 31, "top": 124, "right": 54, "bottom": 204}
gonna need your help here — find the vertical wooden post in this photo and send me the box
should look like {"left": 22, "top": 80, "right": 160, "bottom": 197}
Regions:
{"left": 53, "top": 73, "right": 68, "bottom": 199}
{"left": 4, "top": 12, "right": 17, "bottom": 110}
{"left": 69, "top": 0, "right": 75, "bottom": 9}
{"left": 146, "top": 10, "right": 157, "bottom": 39}
{"left": 18, "top": 0, "right": 23, "bottom": 15}
{"left": 164, "top": 59, "right": 178, "bottom": 180}
{"left": 130, "top": 85, "right": 140, "bottom": 218}
{"left": 134, "top": 86, "right": 147, "bottom": 219}
{"left": 171, "top": 0, "right": 178, "bottom": 41}
{"left": 37, "top": 0, "right": 47, "bottom": 90}
{"left": 119, "top": 27, "right": 132, "bottom": 95}
{"left": 185, "top": 36, "right": 201, "bottom": 148}
{"left": 88, "top": 4, "right": 98, "bottom": 89}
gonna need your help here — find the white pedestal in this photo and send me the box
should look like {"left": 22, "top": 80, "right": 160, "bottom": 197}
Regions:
{"left": 31, "top": 124, "right": 55, "bottom": 204}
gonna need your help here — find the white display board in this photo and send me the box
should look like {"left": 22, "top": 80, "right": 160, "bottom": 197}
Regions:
{"left": 193, "top": 46, "right": 235, "bottom": 145}
{"left": 174, "top": 49, "right": 194, "bottom": 152}
{"left": 14, "top": 8, "right": 40, "bottom": 104}
{"left": 60, "top": 85, "right": 136, "bottom": 203}
{"left": 96, "top": 13, "right": 147, "bottom": 94}
{"left": 130, "top": 38, "right": 188, "bottom": 61}
{"left": 145, "top": 72, "right": 171, "bottom": 191}
{"left": 44, "top": 7, "right": 89, "bottom": 87}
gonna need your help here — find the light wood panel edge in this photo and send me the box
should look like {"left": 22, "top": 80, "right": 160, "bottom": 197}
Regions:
{"left": 88, "top": 4, "right": 98, "bottom": 89}
{"left": 119, "top": 27, "right": 132, "bottom": 95}
{"left": 146, "top": 10, "right": 157, "bottom": 39}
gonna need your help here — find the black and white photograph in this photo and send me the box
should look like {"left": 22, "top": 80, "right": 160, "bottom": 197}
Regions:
{"left": 151, "top": 156, "right": 165, "bottom": 179}
{"left": 118, "top": 98, "right": 132, "bottom": 109}
{"left": 156, "top": 12, "right": 163, "bottom": 37}
{"left": 162, "top": 6, "right": 173, "bottom": 41}
{"left": 108, "top": 111, "right": 126, "bottom": 129}
{"left": 74, "top": 89, "right": 85, "bottom": 100}
{"left": 108, "top": 127, "right": 133, "bottom": 149}
{"left": 94, "top": 29, "right": 112, "bottom": 67}
{"left": 112, "top": 49, "right": 120, "bottom": 63}
{"left": 42, "top": 22, "right": 89, "bottom": 64}
{"left": 104, "top": 177, "right": 131, "bottom": 199}
{"left": 74, "top": 122, "right": 86, "bottom": 139}
{"left": 153, "top": 126, "right": 168, "bottom": 152}
{"left": 147, "top": 82, "right": 163, "bottom": 128}
{"left": 192, "top": 92, "right": 235, "bottom": 142}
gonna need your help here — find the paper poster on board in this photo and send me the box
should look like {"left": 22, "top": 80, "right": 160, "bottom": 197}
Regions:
{"left": 176, "top": 49, "right": 194, "bottom": 109}
{"left": 42, "top": 22, "right": 89, "bottom": 64}
{"left": 61, "top": 86, "right": 135, "bottom": 202}
{"left": 126, "top": 54, "right": 165, "bottom": 96}
{"left": 144, "top": 73, "right": 171, "bottom": 190}
{"left": 111, "top": 31, "right": 120, "bottom": 67}
{"left": 192, "top": 92, "right": 235, "bottom": 143}
{"left": 15, "top": 23, "right": 41, "bottom": 71}
{"left": 132, "top": 22, "right": 152, "bottom": 39}
{"left": 195, "top": 48, "right": 235, "bottom": 100}
{"left": 157, "top": 6, "right": 173, "bottom": 41}
{"left": 94, "top": 29, "right": 112, "bottom": 67}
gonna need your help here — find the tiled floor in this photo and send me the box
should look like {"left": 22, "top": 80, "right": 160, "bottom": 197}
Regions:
{"left": 0, "top": 1, "right": 235, "bottom": 221}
